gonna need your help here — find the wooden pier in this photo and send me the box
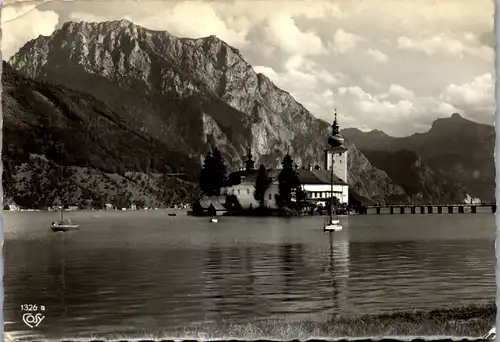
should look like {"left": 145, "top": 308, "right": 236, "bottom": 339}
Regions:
{"left": 361, "top": 203, "right": 496, "bottom": 215}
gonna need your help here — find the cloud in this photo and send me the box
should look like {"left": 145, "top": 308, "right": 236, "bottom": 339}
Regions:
{"left": 330, "top": 85, "right": 442, "bottom": 136}
{"left": 212, "top": 1, "right": 345, "bottom": 22}
{"left": 2, "top": 4, "right": 59, "bottom": 58}
{"left": 397, "top": 34, "right": 493, "bottom": 61}
{"left": 329, "top": 0, "right": 493, "bottom": 36}
{"left": 363, "top": 76, "right": 382, "bottom": 91}
{"left": 68, "top": 12, "right": 110, "bottom": 23}
{"left": 254, "top": 57, "right": 347, "bottom": 115}
{"left": 262, "top": 14, "right": 326, "bottom": 57}
{"left": 440, "top": 73, "right": 495, "bottom": 121}
{"left": 69, "top": 1, "right": 250, "bottom": 49}
{"left": 255, "top": 58, "right": 346, "bottom": 93}
{"left": 330, "top": 29, "right": 365, "bottom": 55}
{"left": 379, "top": 84, "right": 415, "bottom": 101}
{"left": 3, "top": 0, "right": 494, "bottom": 137}
{"left": 367, "top": 48, "right": 388, "bottom": 63}
{"left": 325, "top": 73, "right": 494, "bottom": 136}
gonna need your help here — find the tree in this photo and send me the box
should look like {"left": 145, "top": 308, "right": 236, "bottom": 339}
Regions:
{"left": 199, "top": 148, "right": 227, "bottom": 196}
{"left": 254, "top": 164, "right": 271, "bottom": 208}
{"left": 245, "top": 149, "right": 255, "bottom": 171}
{"left": 200, "top": 151, "right": 214, "bottom": 195}
{"left": 327, "top": 196, "right": 341, "bottom": 215}
{"left": 295, "top": 187, "right": 308, "bottom": 209}
{"left": 61, "top": 165, "right": 78, "bottom": 206}
{"left": 277, "top": 154, "right": 301, "bottom": 208}
{"left": 211, "top": 148, "right": 227, "bottom": 196}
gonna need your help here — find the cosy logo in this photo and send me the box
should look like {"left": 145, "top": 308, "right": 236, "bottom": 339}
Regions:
{"left": 22, "top": 313, "right": 45, "bottom": 328}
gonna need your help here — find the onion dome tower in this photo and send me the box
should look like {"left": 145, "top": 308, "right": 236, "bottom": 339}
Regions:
{"left": 328, "top": 111, "right": 345, "bottom": 148}
{"left": 324, "top": 109, "right": 348, "bottom": 185}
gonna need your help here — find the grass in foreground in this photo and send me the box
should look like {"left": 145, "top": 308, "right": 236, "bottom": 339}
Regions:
{"left": 69, "top": 301, "right": 495, "bottom": 341}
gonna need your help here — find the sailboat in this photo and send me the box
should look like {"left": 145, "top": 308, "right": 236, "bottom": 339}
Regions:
{"left": 323, "top": 199, "right": 342, "bottom": 231}
{"left": 51, "top": 213, "right": 79, "bottom": 232}
{"left": 51, "top": 151, "right": 79, "bottom": 232}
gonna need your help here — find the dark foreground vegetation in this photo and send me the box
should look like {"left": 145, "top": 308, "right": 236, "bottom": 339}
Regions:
{"left": 89, "top": 302, "right": 495, "bottom": 340}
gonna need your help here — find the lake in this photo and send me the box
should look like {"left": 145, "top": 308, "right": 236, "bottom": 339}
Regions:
{"left": 3, "top": 210, "right": 496, "bottom": 340}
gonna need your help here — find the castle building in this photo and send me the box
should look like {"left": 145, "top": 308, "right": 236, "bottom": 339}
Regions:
{"left": 302, "top": 110, "right": 348, "bottom": 205}
{"left": 222, "top": 110, "right": 349, "bottom": 209}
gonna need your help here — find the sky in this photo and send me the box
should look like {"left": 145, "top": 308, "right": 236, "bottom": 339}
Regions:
{"left": 2, "top": 0, "right": 496, "bottom": 136}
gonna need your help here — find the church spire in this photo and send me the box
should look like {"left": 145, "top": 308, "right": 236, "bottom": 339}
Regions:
{"left": 328, "top": 108, "right": 344, "bottom": 148}
{"left": 245, "top": 148, "right": 255, "bottom": 170}
{"left": 331, "top": 108, "right": 340, "bottom": 136}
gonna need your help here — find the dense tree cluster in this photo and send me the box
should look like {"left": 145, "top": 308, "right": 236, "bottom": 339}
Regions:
{"left": 253, "top": 164, "right": 272, "bottom": 207}
{"left": 277, "top": 154, "right": 306, "bottom": 209}
{"left": 199, "top": 148, "right": 227, "bottom": 196}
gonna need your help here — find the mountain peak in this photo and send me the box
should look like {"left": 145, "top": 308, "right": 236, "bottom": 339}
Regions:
{"left": 431, "top": 112, "right": 469, "bottom": 130}
{"left": 62, "top": 18, "right": 135, "bottom": 29}
{"left": 370, "top": 129, "right": 389, "bottom": 136}
{"left": 59, "top": 18, "right": 148, "bottom": 36}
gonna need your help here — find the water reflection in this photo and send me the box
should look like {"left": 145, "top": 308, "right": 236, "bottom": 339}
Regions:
{"left": 346, "top": 240, "right": 495, "bottom": 312}
{"left": 200, "top": 232, "right": 352, "bottom": 323}
{"left": 57, "top": 236, "right": 68, "bottom": 318}
{"left": 280, "top": 242, "right": 305, "bottom": 300}
{"left": 325, "top": 231, "right": 351, "bottom": 318}
{"left": 2, "top": 211, "right": 496, "bottom": 340}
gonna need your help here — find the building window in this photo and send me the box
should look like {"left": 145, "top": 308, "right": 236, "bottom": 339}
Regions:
{"left": 339, "top": 160, "right": 342, "bottom": 163}
{"left": 237, "top": 189, "right": 240, "bottom": 195}
{"left": 247, "top": 189, "right": 250, "bottom": 194}
{"left": 339, "top": 153, "right": 342, "bottom": 156}
{"left": 268, "top": 194, "right": 272, "bottom": 200}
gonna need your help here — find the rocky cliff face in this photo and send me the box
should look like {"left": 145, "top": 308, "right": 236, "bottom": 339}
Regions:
{"left": 361, "top": 149, "right": 468, "bottom": 204}
{"left": 8, "top": 19, "right": 406, "bottom": 205}
{"left": 343, "top": 113, "right": 495, "bottom": 203}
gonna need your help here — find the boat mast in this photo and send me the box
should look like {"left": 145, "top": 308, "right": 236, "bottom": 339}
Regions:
{"left": 331, "top": 157, "right": 334, "bottom": 220}
{"left": 330, "top": 109, "right": 337, "bottom": 220}
{"left": 59, "top": 146, "right": 64, "bottom": 222}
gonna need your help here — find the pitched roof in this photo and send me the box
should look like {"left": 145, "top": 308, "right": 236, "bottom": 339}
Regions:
{"left": 225, "top": 169, "right": 280, "bottom": 186}
{"left": 199, "top": 196, "right": 226, "bottom": 211}
{"left": 296, "top": 169, "right": 348, "bottom": 186}
{"left": 225, "top": 168, "right": 347, "bottom": 186}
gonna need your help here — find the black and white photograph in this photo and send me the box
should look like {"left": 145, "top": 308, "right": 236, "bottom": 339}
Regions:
{"left": 1, "top": 0, "right": 497, "bottom": 340}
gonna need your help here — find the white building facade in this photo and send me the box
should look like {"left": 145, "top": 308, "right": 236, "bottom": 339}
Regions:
{"left": 302, "top": 183, "right": 348, "bottom": 206}
{"left": 223, "top": 181, "right": 280, "bottom": 209}
{"left": 223, "top": 111, "right": 349, "bottom": 210}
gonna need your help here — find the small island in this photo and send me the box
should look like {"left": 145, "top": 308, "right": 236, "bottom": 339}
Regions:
{"left": 191, "top": 113, "right": 365, "bottom": 217}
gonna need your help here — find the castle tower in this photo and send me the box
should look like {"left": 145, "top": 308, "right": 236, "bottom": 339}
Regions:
{"left": 324, "top": 109, "right": 348, "bottom": 182}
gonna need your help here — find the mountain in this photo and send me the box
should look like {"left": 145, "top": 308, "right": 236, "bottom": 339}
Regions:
{"left": 7, "top": 19, "right": 407, "bottom": 207}
{"left": 2, "top": 61, "right": 199, "bottom": 209}
{"left": 342, "top": 113, "right": 495, "bottom": 203}
{"left": 361, "top": 149, "right": 468, "bottom": 203}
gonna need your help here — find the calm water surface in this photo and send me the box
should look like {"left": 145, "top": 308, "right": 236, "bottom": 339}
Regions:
{"left": 3, "top": 210, "right": 496, "bottom": 340}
